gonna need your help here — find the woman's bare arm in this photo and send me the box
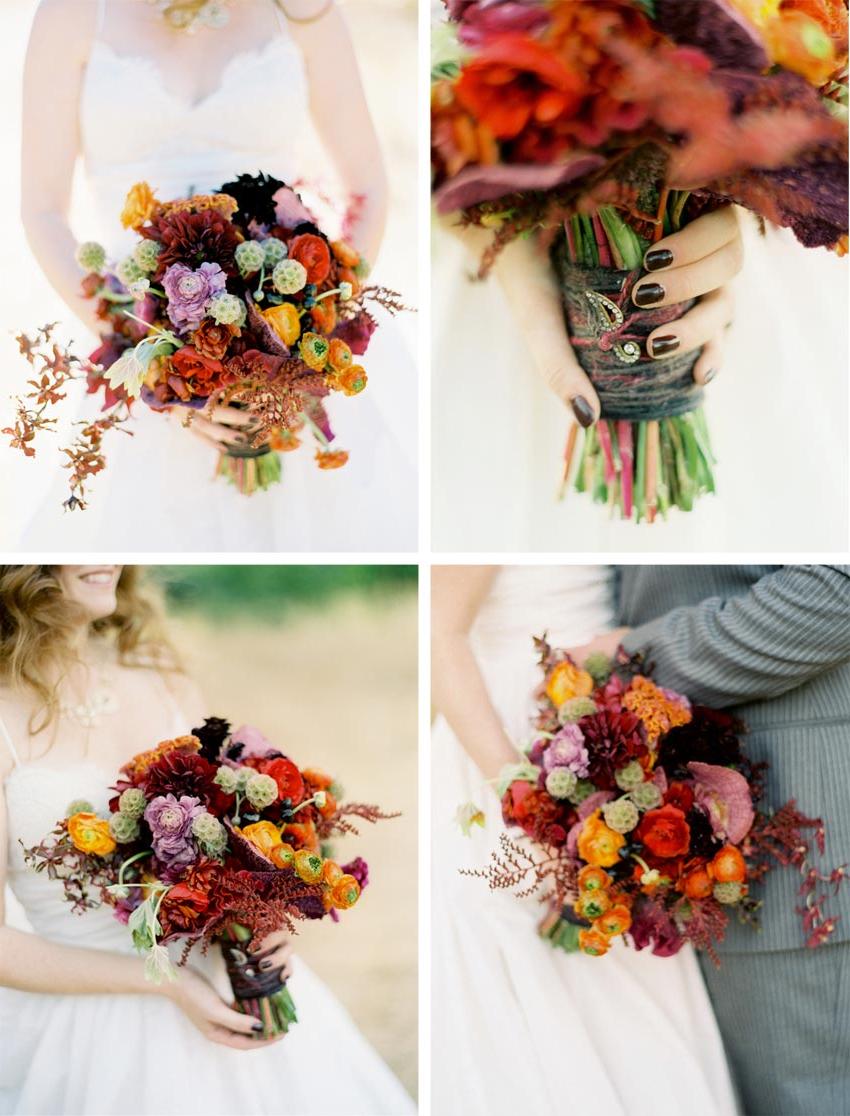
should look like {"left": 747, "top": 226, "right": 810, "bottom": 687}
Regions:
{"left": 431, "top": 566, "right": 518, "bottom": 783}
{"left": 286, "top": 1, "right": 388, "bottom": 268}
{"left": 21, "top": 0, "right": 103, "bottom": 336}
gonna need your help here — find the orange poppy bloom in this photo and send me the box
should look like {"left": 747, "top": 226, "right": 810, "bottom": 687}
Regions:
{"left": 310, "top": 299, "right": 337, "bottom": 335}
{"left": 239, "top": 821, "right": 283, "bottom": 858}
{"left": 681, "top": 862, "right": 714, "bottom": 900}
{"left": 331, "top": 240, "right": 361, "bottom": 269}
{"left": 270, "top": 843, "right": 296, "bottom": 869}
{"left": 334, "top": 365, "right": 368, "bottom": 397}
{"left": 289, "top": 234, "right": 332, "bottom": 285}
{"left": 330, "top": 874, "right": 361, "bottom": 910}
{"left": 328, "top": 338, "right": 354, "bottom": 373}
{"left": 578, "top": 865, "right": 610, "bottom": 893}
{"left": 574, "top": 889, "right": 612, "bottom": 922}
{"left": 294, "top": 849, "right": 324, "bottom": 885}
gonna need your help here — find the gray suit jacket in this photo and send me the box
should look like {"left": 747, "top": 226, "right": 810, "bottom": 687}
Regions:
{"left": 618, "top": 565, "right": 850, "bottom": 953}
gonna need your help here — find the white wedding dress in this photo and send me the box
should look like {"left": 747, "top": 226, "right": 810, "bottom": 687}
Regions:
{"left": 19, "top": 0, "right": 416, "bottom": 552}
{"left": 431, "top": 565, "right": 738, "bottom": 1116}
{"left": 0, "top": 706, "right": 414, "bottom": 1115}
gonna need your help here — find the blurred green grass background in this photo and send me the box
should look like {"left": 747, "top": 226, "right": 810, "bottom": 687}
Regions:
{"left": 152, "top": 565, "right": 417, "bottom": 617}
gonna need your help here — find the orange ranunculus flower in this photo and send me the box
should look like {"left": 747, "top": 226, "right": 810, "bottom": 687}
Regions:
{"left": 294, "top": 849, "right": 324, "bottom": 885}
{"left": 322, "top": 860, "right": 344, "bottom": 885}
{"left": 681, "top": 861, "right": 714, "bottom": 900}
{"left": 262, "top": 303, "right": 302, "bottom": 347}
{"left": 270, "top": 842, "right": 296, "bottom": 869}
{"left": 315, "top": 449, "right": 350, "bottom": 470}
{"left": 333, "top": 365, "right": 368, "bottom": 397}
{"left": 545, "top": 660, "right": 594, "bottom": 708}
{"left": 123, "top": 735, "right": 200, "bottom": 780}
{"left": 636, "top": 805, "right": 691, "bottom": 860}
{"left": 289, "top": 234, "right": 332, "bottom": 285}
{"left": 328, "top": 339, "right": 353, "bottom": 374}
{"left": 330, "top": 874, "right": 361, "bottom": 910}
{"left": 68, "top": 813, "right": 116, "bottom": 857}
{"left": 578, "top": 928, "right": 611, "bottom": 957}
{"left": 764, "top": 8, "right": 842, "bottom": 85}
{"left": 302, "top": 767, "right": 333, "bottom": 790}
{"left": 710, "top": 845, "right": 748, "bottom": 884}
{"left": 577, "top": 810, "right": 626, "bottom": 869}
{"left": 268, "top": 427, "right": 303, "bottom": 453}
{"left": 578, "top": 865, "right": 610, "bottom": 894}
{"left": 283, "top": 820, "right": 320, "bottom": 852}
{"left": 338, "top": 266, "right": 362, "bottom": 297}
{"left": 331, "top": 240, "right": 361, "bottom": 269}
{"left": 455, "top": 35, "right": 584, "bottom": 141}
{"left": 310, "top": 299, "right": 337, "bottom": 335}
{"left": 597, "top": 904, "right": 632, "bottom": 938}
{"left": 574, "top": 888, "right": 612, "bottom": 922}
{"left": 239, "top": 821, "right": 283, "bottom": 858}
{"left": 121, "top": 181, "right": 159, "bottom": 230}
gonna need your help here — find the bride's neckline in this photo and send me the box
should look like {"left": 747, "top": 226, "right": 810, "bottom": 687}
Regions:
{"left": 88, "top": 35, "right": 301, "bottom": 113}
{"left": 3, "top": 758, "right": 113, "bottom": 789}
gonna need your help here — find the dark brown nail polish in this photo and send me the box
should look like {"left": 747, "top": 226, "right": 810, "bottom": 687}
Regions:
{"left": 633, "top": 282, "right": 665, "bottom": 308}
{"left": 570, "top": 395, "right": 596, "bottom": 428}
{"left": 252, "top": 1021, "right": 264, "bottom": 1033}
{"left": 644, "top": 248, "right": 673, "bottom": 271}
{"left": 651, "top": 334, "right": 679, "bottom": 357}
{"left": 703, "top": 367, "right": 718, "bottom": 384}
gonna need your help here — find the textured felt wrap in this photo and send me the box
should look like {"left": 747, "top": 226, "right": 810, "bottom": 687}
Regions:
{"left": 552, "top": 236, "right": 704, "bottom": 422}
{"left": 220, "top": 939, "right": 286, "bottom": 1000}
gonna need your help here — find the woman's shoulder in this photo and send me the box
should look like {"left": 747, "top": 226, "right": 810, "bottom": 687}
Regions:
{"left": 0, "top": 689, "right": 30, "bottom": 779}
{"left": 31, "top": 0, "right": 98, "bottom": 58}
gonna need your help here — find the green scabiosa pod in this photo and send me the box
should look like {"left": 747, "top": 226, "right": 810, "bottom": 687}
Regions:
{"left": 119, "top": 787, "right": 147, "bottom": 819}
{"left": 602, "top": 797, "right": 640, "bottom": 834}
{"left": 75, "top": 242, "right": 107, "bottom": 273}
{"left": 273, "top": 259, "right": 308, "bottom": 295}
{"left": 109, "top": 813, "right": 141, "bottom": 844}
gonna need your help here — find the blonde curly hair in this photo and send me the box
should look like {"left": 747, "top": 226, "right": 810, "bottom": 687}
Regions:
{"left": 0, "top": 566, "right": 179, "bottom": 731}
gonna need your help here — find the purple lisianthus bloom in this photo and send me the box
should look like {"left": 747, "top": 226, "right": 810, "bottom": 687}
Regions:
{"left": 144, "top": 794, "right": 204, "bottom": 871}
{"left": 162, "top": 262, "right": 227, "bottom": 333}
{"left": 543, "top": 723, "right": 590, "bottom": 777}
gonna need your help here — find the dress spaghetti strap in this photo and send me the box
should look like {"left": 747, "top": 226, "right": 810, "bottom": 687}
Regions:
{"left": 0, "top": 712, "right": 22, "bottom": 769}
{"left": 96, "top": 0, "right": 107, "bottom": 34}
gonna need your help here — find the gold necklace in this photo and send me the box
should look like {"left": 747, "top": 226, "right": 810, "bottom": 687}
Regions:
{"left": 149, "top": 0, "right": 234, "bottom": 33}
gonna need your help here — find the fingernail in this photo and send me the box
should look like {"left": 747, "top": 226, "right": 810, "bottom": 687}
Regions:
{"left": 633, "top": 283, "right": 665, "bottom": 308}
{"left": 703, "top": 367, "right": 718, "bottom": 384}
{"left": 252, "top": 1022, "right": 264, "bottom": 1032}
{"left": 644, "top": 248, "right": 673, "bottom": 272}
{"left": 650, "top": 334, "right": 679, "bottom": 357}
{"left": 570, "top": 395, "right": 596, "bottom": 428}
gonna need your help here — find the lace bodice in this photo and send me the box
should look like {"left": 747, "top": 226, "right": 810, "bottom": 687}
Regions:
{"left": 79, "top": 2, "right": 310, "bottom": 252}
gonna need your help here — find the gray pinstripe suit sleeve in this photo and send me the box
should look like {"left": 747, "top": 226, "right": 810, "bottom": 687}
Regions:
{"left": 622, "top": 565, "right": 850, "bottom": 707}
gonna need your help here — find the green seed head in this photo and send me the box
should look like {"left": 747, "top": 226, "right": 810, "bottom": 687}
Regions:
{"left": 273, "top": 259, "right": 308, "bottom": 295}
{"left": 119, "top": 788, "right": 147, "bottom": 819}
{"left": 76, "top": 241, "right": 107, "bottom": 273}
{"left": 602, "top": 798, "right": 640, "bottom": 834}
{"left": 545, "top": 768, "right": 578, "bottom": 800}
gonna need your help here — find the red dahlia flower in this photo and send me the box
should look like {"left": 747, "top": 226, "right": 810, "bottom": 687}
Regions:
{"left": 636, "top": 805, "right": 692, "bottom": 859}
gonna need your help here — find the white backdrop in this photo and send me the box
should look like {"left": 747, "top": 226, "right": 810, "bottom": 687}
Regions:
{"left": 0, "top": 0, "right": 418, "bottom": 546}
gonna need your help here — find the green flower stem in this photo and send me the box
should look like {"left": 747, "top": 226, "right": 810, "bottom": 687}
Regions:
{"left": 117, "top": 849, "right": 153, "bottom": 886}
{"left": 314, "top": 287, "right": 344, "bottom": 303}
{"left": 300, "top": 410, "right": 330, "bottom": 449}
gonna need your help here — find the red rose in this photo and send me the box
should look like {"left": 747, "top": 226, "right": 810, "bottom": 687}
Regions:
{"left": 664, "top": 781, "right": 695, "bottom": 815}
{"left": 636, "top": 805, "right": 691, "bottom": 859}
{"left": 259, "top": 757, "right": 305, "bottom": 805}
{"left": 289, "top": 233, "right": 332, "bottom": 285}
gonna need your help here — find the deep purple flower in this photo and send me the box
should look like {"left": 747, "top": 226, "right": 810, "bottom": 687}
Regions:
{"left": 543, "top": 723, "right": 590, "bottom": 777}
{"left": 332, "top": 310, "right": 377, "bottom": 356}
{"left": 630, "top": 899, "right": 684, "bottom": 957}
{"left": 341, "top": 856, "right": 370, "bottom": 890}
{"left": 653, "top": 0, "right": 769, "bottom": 72}
{"left": 162, "top": 262, "right": 226, "bottom": 333}
{"left": 144, "top": 794, "right": 204, "bottom": 871}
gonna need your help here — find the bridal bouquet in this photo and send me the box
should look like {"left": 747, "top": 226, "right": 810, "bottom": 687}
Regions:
{"left": 24, "top": 718, "right": 396, "bottom": 1036}
{"left": 7, "top": 173, "right": 408, "bottom": 507}
{"left": 432, "top": 0, "right": 849, "bottom": 522}
{"left": 463, "top": 640, "right": 846, "bottom": 961}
